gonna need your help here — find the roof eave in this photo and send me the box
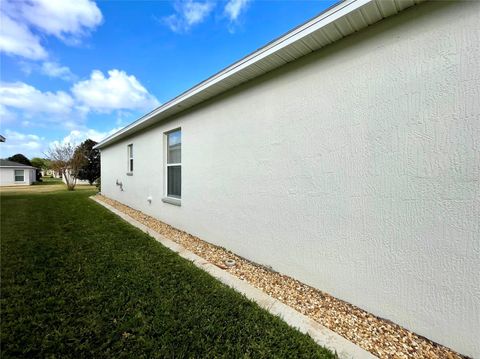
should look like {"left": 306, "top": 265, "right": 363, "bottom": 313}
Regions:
{"left": 0, "top": 166, "right": 37, "bottom": 169}
{"left": 94, "top": 0, "right": 425, "bottom": 150}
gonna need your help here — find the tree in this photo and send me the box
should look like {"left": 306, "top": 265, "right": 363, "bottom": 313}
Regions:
{"left": 75, "top": 139, "right": 100, "bottom": 185}
{"left": 31, "top": 157, "right": 44, "bottom": 169}
{"left": 46, "top": 143, "right": 86, "bottom": 190}
{"left": 42, "top": 159, "right": 53, "bottom": 175}
{"left": 31, "top": 157, "right": 49, "bottom": 181}
{"left": 31, "top": 157, "right": 48, "bottom": 170}
{"left": 7, "top": 154, "right": 32, "bottom": 166}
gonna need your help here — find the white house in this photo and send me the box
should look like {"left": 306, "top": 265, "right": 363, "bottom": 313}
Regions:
{"left": 95, "top": 1, "right": 480, "bottom": 357}
{"left": 62, "top": 171, "right": 90, "bottom": 186}
{"left": 0, "top": 160, "right": 37, "bottom": 186}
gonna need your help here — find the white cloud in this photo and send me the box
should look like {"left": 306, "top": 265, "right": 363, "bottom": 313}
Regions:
{"left": 163, "top": 0, "right": 214, "bottom": 33}
{"left": 0, "top": 105, "right": 17, "bottom": 124}
{"left": 0, "top": 127, "right": 121, "bottom": 158}
{"left": 0, "top": 68, "right": 157, "bottom": 128}
{"left": 49, "top": 127, "right": 122, "bottom": 149}
{"left": 16, "top": 0, "right": 102, "bottom": 42}
{"left": 41, "top": 62, "right": 76, "bottom": 81}
{"left": 0, "top": 82, "right": 75, "bottom": 116}
{"left": 2, "top": 129, "right": 43, "bottom": 147}
{"left": 72, "top": 69, "right": 159, "bottom": 113}
{"left": 182, "top": 1, "right": 215, "bottom": 25}
{"left": 18, "top": 61, "right": 34, "bottom": 75}
{"left": 0, "top": 129, "right": 45, "bottom": 157}
{"left": 0, "top": 0, "right": 102, "bottom": 59}
{"left": 1, "top": 69, "right": 157, "bottom": 145}
{"left": 72, "top": 127, "right": 120, "bottom": 143}
{"left": 115, "top": 110, "right": 134, "bottom": 126}
{"left": 224, "top": 0, "right": 250, "bottom": 22}
{"left": 0, "top": 12, "right": 47, "bottom": 60}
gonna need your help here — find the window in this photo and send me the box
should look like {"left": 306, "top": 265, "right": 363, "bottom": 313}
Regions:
{"left": 14, "top": 169, "right": 24, "bottom": 182}
{"left": 127, "top": 144, "right": 133, "bottom": 172}
{"left": 166, "top": 129, "right": 181, "bottom": 199}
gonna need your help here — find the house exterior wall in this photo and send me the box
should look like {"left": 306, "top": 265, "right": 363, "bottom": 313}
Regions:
{"left": 100, "top": 2, "right": 480, "bottom": 357}
{"left": 0, "top": 168, "right": 35, "bottom": 186}
{"left": 62, "top": 172, "right": 90, "bottom": 185}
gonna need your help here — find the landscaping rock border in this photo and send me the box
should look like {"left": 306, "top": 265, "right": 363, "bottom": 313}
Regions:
{"left": 93, "top": 194, "right": 464, "bottom": 359}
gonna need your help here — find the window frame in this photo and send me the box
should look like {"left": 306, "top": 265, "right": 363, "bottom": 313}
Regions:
{"left": 14, "top": 169, "right": 25, "bottom": 182}
{"left": 127, "top": 143, "right": 134, "bottom": 173}
{"left": 164, "top": 128, "right": 181, "bottom": 203}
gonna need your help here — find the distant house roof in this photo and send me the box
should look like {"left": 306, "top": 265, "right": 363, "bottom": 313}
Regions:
{"left": 94, "top": 0, "right": 424, "bottom": 150}
{"left": 0, "top": 135, "right": 5, "bottom": 142}
{"left": 0, "top": 159, "right": 36, "bottom": 169}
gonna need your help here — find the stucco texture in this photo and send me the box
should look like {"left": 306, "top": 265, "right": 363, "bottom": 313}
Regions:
{"left": 100, "top": 2, "right": 480, "bottom": 357}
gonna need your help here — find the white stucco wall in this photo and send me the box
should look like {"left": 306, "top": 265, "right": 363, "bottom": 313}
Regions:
{"left": 100, "top": 2, "right": 480, "bottom": 357}
{"left": 0, "top": 168, "right": 35, "bottom": 186}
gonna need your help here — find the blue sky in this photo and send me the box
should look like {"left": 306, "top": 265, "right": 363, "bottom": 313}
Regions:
{"left": 0, "top": 0, "right": 337, "bottom": 158}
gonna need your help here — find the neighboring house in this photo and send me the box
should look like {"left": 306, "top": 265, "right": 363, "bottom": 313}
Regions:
{"left": 41, "top": 169, "right": 57, "bottom": 177}
{"left": 0, "top": 160, "right": 37, "bottom": 186}
{"left": 62, "top": 170, "right": 90, "bottom": 185}
{"left": 94, "top": 1, "right": 479, "bottom": 357}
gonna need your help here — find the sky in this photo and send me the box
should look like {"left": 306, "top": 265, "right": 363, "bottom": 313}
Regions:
{"left": 0, "top": 0, "right": 337, "bottom": 159}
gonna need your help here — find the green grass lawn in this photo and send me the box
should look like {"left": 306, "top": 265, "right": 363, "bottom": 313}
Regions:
{"left": 0, "top": 188, "right": 335, "bottom": 358}
{"left": 0, "top": 177, "right": 95, "bottom": 194}
{"left": 35, "top": 177, "right": 64, "bottom": 185}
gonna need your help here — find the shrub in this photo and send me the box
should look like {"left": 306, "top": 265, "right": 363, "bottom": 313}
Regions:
{"left": 95, "top": 177, "right": 101, "bottom": 192}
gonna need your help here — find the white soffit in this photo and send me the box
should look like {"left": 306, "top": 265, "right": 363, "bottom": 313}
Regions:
{"left": 95, "top": 0, "right": 425, "bottom": 149}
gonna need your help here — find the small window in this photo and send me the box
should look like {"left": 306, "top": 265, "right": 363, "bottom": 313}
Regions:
{"left": 14, "top": 169, "right": 24, "bottom": 182}
{"left": 127, "top": 144, "right": 133, "bottom": 172}
{"left": 166, "top": 129, "right": 181, "bottom": 199}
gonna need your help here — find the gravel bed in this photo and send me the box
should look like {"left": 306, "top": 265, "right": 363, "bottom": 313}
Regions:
{"left": 95, "top": 194, "right": 464, "bottom": 359}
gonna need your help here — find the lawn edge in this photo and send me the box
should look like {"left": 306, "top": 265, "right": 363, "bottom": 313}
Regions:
{"left": 90, "top": 196, "right": 375, "bottom": 359}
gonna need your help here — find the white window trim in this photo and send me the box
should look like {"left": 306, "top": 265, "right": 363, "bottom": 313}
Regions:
{"left": 14, "top": 169, "right": 25, "bottom": 182}
{"left": 163, "top": 128, "right": 181, "bottom": 205}
{"left": 127, "top": 143, "right": 133, "bottom": 174}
